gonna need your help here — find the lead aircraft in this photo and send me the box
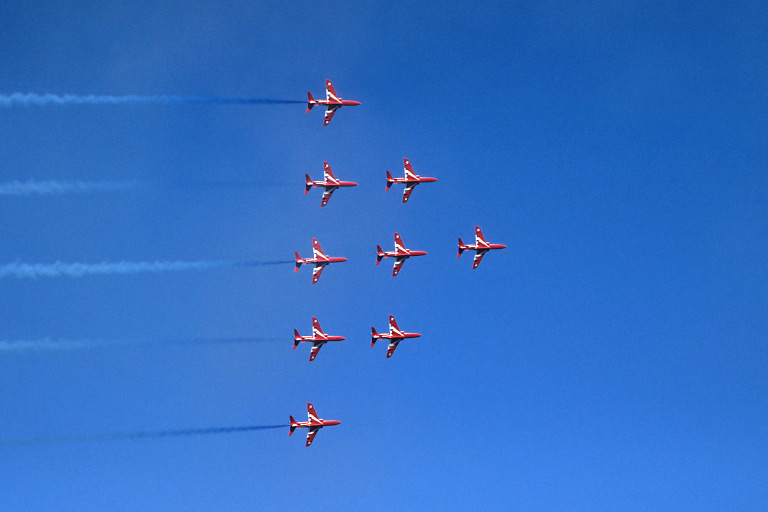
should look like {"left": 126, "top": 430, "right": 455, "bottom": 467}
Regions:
{"left": 458, "top": 226, "right": 507, "bottom": 269}
{"left": 294, "top": 239, "right": 347, "bottom": 284}
{"left": 305, "top": 161, "right": 358, "bottom": 207}
{"left": 376, "top": 232, "right": 427, "bottom": 276}
{"left": 293, "top": 317, "right": 345, "bottom": 361}
{"left": 371, "top": 315, "right": 422, "bottom": 358}
{"left": 289, "top": 403, "right": 341, "bottom": 447}
{"left": 307, "top": 80, "right": 361, "bottom": 126}
{"left": 385, "top": 158, "right": 437, "bottom": 203}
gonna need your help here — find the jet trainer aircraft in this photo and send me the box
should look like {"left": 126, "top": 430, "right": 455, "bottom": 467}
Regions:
{"left": 307, "top": 80, "right": 360, "bottom": 126}
{"left": 293, "top": 317, "right": 345, "bottom": 361}
{"left": 458, "top": 226, "right": 507, "bottom": 269}
{"left": 376, "top": 233, "right": 427, "bottom": 276}
{"left": 371, "top": 315, "right": 422, "bottom": 358}
{"left": 289, "top": 403, "right": 341, "bottom": 447}
{"left": 385, "top": 158, "right": 437, "bottom": 203}
{"left": 295, "top": 239, "right": 347, "bottom": 284}
{"left": 305, "top": 161, "right": 358, "bottom": 207}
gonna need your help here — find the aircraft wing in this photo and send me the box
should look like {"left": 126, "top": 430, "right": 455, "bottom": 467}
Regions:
{"left": 386, "top": 338, "right": 401, "bottom": 358}
{"left": 306, "top": 426, "right": 320, "bottom": 447}
{"left": 323, "top": 162, "right": 337, "bottom": 183}
{"left": 402, "top": 183, "right": 417, "bottom": 203}
{"left": 403, "top": 158, "right": 418, "bottom": 180}
{"left": 472, "top": 250, "right": 487, "bottom": 269}
{"left": 393, "top": 257, "right": 406, "bottom": 277}
{"left": 326, "top": 80, "right": 340, "bottom": 102}
{"left": 309, "top": 341, "right": 324, "bottom": 361}
{"left": 312, "top": 264, "right": 325, "bottom": 284}
{"left": 323, "top": 105, "right": 339, "bottom": 126}
{"left": 321, "top": 186, "right": 337, "bottom": 207}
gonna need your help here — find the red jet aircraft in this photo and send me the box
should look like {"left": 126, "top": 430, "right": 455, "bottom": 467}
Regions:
{"left": 458, "top": 226, "right": 507, "bottom": 269}
{"left": 385, "top": 158, "right": 437, "bottom": 203}
{"left": 289, "top": 403, "right": 341, "bottom": 447}
{"left": 293, "top": 317, "right": 345, "bottom": 361}
{"left": 294, "top": 239, "right": 347, "bottom": 284}
{"left": 307, "top": 80, "right": 360, "bottom": 126}
{"left": 376, "top": 233, "right": 427, "bottom": 276}
{"left": 305, "top": 161, "right": 358, "bottom": 207}
{"left": 371, "top": 315, "right": 422, "bottom": 358}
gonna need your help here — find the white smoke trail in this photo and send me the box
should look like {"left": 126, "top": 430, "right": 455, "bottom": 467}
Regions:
{"left": 0, "top": 260, "right": 291, "bottom": 279}
{"left": 0, "top": 93, "right": 304, "bottom": 106}
{"left": 0, "top": 424, "right": 288, "bottom": 447}
{"left": 0, "top": 180, "right": 141, "bottom": 196}
{"left": 0, "top": 336, "right": 280, "bottom": 352}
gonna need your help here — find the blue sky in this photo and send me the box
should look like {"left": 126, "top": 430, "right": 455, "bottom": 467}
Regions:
{"left": 0, "top": 1, "right": 766, "bottom": 510}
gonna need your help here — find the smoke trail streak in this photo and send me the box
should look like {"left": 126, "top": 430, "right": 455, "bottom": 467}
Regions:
{"left": 0, "top": 180, "right": 142, "bottom": 196}
{"left": 0, "top": 260, "right": 292, "bottom": 279}
{"left": 0, "top": 180, "right": 287, "bottom": 196}
{"left": 0, "top": 93, "right": 304, "bottom": 107}
{"left": 1, "top": 425, "right": 288, "bottom": 447}
{"left": 0, "top": 336, "right": 281, "bottom": 352}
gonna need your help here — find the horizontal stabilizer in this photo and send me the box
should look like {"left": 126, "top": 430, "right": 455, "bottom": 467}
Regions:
{"left": 306, "top": 92, "right": 314, "bottom": 113}
{"left": 294, "top": 252, "right": 303, "bottom": 272}
{"left": 371, "top": 327, "right": 378, "bottom": 347}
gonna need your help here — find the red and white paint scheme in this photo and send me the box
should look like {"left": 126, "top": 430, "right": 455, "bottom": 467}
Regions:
{"left": 289, "top": 403, "right": 341, "bottom": 447}
{"left": 304, "top": 161, "right": 358, "bottom": 207}
{"left": 376, "top": 232, "right": 428, "bottom": 277}
{"left": 385, "top": 158, "right": 437, "bottom": 203}
{"left": 458, "top": 226, "right": 507, "bottom": 269}
{"left": 294, "top": 238, "right": 347, "bottom": 284}
{"left": 371, "top": 315, "right": 422, "bottom": 358}
{"left": 306, "top": 80, "right": 361, "bottom": 126}
{"left": 293, "top": 317, "right": 345, "bottom": 361}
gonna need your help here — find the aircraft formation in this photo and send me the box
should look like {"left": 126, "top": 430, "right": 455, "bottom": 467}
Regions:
{"left": 290, "top": 80, "right": 506, "bottom": 446}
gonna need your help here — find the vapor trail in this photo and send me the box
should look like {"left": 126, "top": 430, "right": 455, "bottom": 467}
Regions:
{"left": 1, "top": 425, "right": 287, "bottom": 447}
{"left": 0, "top": 336, "right": 280, "bottom": 352}
{"left": 0, "top": 93, "right": 305, "bottom": 107}
{"left": 0, "top": 180, "right": 287, "bottom": 196}
{"left": 0, "top": 260, "right": 292, "bottom": 279}
{"left": 0, "top": 180, "right": 142, "bottom": 196}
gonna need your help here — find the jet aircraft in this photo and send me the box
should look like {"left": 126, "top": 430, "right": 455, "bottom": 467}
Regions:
{"left": 307, "top": 80, "right": 360, "bottom": 126}
{"left": 293, "top": 317, "right": 345, "bottom": 361}
{"left": 385, "top": 158, "right": 437, "bottom": 203}
{"left": 289, "top": 403, "right": 341, "bottom": 447}
{"left": 294, "top": 239, "right": 347, "bottom": 284}
{"left": 376, "top": 232, "right": 427, "bottom": 276}
{"left": 458, "top": 226, "right": 507, "bottom": 269}
{"left": 305, "top": 161, "right": 358, "bottom": 207}
{"left": 371, "top": 315, "right": 422, "bottom": 358}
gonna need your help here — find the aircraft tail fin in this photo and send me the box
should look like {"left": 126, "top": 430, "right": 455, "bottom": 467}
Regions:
{"left": 376, "top": 245, "right": 385, "bottom": 265}
{"left": 304, "top": 174, "right": 313, "bottom": 195}
{"left": 293, "top": 329, "right": 302, "bottom": 349}
{"left": 457, "top": 238, "right": 466, "bottom": 258}
{"left": 294, "top": 252, "right": 303, "bottom": 272}
{"left": 371, "top": 327, "right": 379, "bottom": 347}
{"left": 289, "top": 415, "right": 297, "bottom": 435}
{"left": 385, "top": 170, "right": 394, "bottom": 191}
{"left": 306, "top": 92, "right": 314, "bottom": 113}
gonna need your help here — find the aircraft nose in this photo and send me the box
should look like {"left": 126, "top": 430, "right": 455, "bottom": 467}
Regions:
{"left": 349, "top": 101, "right": 361, "bottom": 106}
{"left": 339, "top": 257, "right": 348, "bottom": 262}
{"left": 498, "top": 244, "right": 507, "bottom": 249}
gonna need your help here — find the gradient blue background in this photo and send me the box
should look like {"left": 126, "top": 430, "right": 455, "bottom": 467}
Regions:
{"left": 1, "top": 1, "right": 766, "bottom": 510}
